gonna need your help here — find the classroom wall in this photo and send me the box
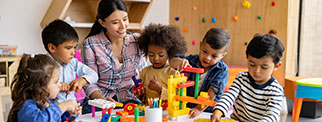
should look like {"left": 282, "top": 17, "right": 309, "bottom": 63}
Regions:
{"left": 299, "top": 0, "right": 322, "bottom": 77}
{"left": 170, "top": 0, "right": 300, "bottom": 85}
{"left": 0, "top": 0, "right": 169, "bottom": 55}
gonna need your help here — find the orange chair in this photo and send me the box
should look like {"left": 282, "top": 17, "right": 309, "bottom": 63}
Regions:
{"left": 225, "top": 66, "right": 247, "bottom": 92}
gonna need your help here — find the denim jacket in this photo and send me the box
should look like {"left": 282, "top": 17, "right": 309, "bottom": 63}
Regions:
{"left": 177, "top": 54, "right": 229, "bottom": 108}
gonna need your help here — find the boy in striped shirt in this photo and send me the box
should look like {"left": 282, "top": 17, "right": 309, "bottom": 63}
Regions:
{"left": 212, "top": 33, "right": 285, "bottom": 122}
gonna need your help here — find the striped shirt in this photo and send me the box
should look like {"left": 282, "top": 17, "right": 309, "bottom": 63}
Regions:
{"left": 214, "top": 71, "right": 284, "bottom": 122}
{"left": 81, "top": 31, "right": 148, "bottom": 102}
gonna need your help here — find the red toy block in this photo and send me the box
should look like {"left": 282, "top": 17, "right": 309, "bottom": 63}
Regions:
{"left": 177, "top": 81, "right": 195, "bottom": 88}
{"left": 116, "top": 110, "right": 129, "bottom": 116}
{"left": 183, "top": 67, "right": 204, "bottom": 73}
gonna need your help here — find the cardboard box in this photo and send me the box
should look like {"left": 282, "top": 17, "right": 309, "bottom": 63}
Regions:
{"left": 0, "top": 45, "right": 17, "bottom": 57}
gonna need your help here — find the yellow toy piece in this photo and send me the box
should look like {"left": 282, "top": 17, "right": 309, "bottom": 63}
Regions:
{"left": 194, "top": 118, "right": 210, "bottom": 122}
{"left": 221, "top": 119, "right": 239, "bottom": 122}
{"left": 168, "top": 74, "right": 190, "bottom": 117}
{"left": 115, "top": 102, "right": 124, "bottom": 107}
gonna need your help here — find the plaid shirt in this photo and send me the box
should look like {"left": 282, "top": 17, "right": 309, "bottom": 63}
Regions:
{"left": 81, "top": 31, "right": 147, "bottom": 102}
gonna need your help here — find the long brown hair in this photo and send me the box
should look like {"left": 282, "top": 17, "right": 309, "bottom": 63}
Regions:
{"left": 86, "top": 0, "right": 127, "bottom": 38}
{"left": 7, "top": 54, "right": 58, "bottom": 122}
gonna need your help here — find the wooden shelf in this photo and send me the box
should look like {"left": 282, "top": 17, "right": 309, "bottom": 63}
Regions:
{"left": 41, "top": 0, "right": 153, "bottom": 45}
{"left": 67, "top": 22, "right": 141, "bottom": 30}
{"left": 0, "top": 75, "right": 6, "bottom": 78}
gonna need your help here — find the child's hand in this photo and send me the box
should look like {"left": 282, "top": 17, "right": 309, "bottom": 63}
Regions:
{"left": 69, "top": 102, "right": 82, "bottom": 116}
{"left": 189, "top": 107, "right": 203, "bottom": 119}
{"left": 60, "top": 82, "right": 70, "bottom": 93}
{"left": 69, "top": 77, "right": 88, "bottom": 92}
{"left": 148, "top": 75, "right": 162, "bottom": 94}
{"left": 176, "top": 59, "right": 191, "bottom": 72}
{"left": 169, "top": 58, "right": 191, "bottom": 71}
{"left": 212, "top": 110, "right": 223, "bottom": 122}
{"left": 58, "top": 99, "right": 79, "bottom": 114}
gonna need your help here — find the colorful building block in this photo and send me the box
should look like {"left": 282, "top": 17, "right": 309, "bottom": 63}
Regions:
{"left": 88, "top": 99, "right": 116, "bottom": 109}
{"left": 116, "top": 111, "right": 129, "bottom": 116}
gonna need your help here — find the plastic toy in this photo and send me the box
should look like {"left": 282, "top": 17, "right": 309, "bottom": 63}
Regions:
{"left": 168, "top": 67, "right": 217, "bottom": 118}
{"left": 111, "top": 114, "right": 121, "bottom": 122}
{"left": 100, "top": 114, "right": 111, "bottom": 122}
{"left": 123, "top": 103, "right": 136, "bottom": 115}
{"left": 134, "top": 108, "right": 139, "bottom": 122}
{"left": 202, "top": 17, "right": 206, "bottom": 23}
{"left": 116, "top": 111, "right": 129, "bottom": 116}
{"left": 88, "top": 99, "right": 121, "bottom": 117}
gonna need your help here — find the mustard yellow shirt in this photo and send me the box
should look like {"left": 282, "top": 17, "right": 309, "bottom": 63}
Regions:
{"left": 140, "top": 65, "right": 176, "bottom": 104}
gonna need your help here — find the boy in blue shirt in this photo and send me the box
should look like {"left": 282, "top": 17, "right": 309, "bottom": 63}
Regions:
{"left": 170, "top": 28, "right": 230, "bottom": 118}
{"left": 41, "top": 19, "right": 98, "bottom": 104}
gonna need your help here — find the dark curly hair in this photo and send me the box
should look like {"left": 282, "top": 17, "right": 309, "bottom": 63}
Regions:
{"left": 7, "top": 54, "right": 58, "bottom": 122}
{"left": 246, "top": 33, "right": 285, "bottom": 64}
{"left": 137, "top": 23, "right": 187, "bottom": 58}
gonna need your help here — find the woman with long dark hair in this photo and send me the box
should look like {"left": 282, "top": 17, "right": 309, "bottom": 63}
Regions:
{"left": 81, "top": 0, "right": 147, "bottom": 114}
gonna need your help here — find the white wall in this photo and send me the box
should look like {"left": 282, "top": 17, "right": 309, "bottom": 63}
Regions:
{"left": 0, "top": 0, "right": 169, "bottom": 55}
{"left": 0, "top": 0, "right": 51, "bottom": 54}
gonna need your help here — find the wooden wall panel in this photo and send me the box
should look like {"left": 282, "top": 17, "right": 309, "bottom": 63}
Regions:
{"left": 170, "top": 0, "right": 299, "bottom": 86}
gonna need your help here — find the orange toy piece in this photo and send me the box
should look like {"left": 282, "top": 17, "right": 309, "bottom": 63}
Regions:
{"left": 120, "top": 116, "right": 145, "bottom": 122}
{"left": 116, "top": 111, "right": 129, "bottom": 116}
{"left": 175, "top": 95, "right": 216, "bottom": 107}
{"left": 120, "top": 116, "right": 168, "bottom": 122}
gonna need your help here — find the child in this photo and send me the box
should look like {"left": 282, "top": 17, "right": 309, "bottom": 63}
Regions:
{"left": 41, "top": 19, "right": 98, "bottom": 103}
{"left": 137, "top": 23, "right": 187, "bottom": 105}
{"left": 212, "top": 33, "right": 284, "bottom": 122}
{"left": 170, "top": 28, "right": 230, "bottom": 118}
{"left": 7, "top": 54, "right": 81, "bottom": 122}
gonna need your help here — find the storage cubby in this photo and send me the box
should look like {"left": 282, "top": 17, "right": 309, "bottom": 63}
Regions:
{"left": 0, "top": 57, "right": 21, "bottom": 87}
